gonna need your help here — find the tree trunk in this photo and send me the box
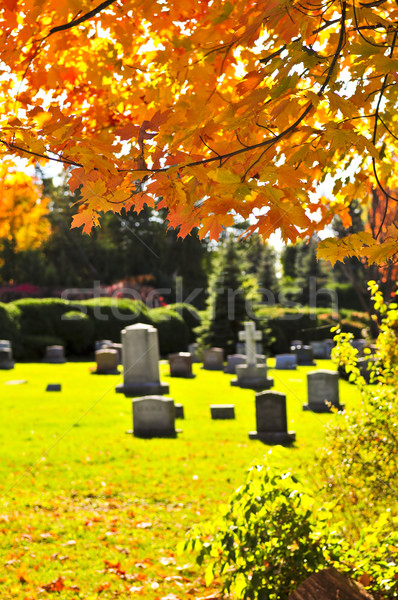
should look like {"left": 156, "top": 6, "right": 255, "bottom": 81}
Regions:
{"left": 289, "top": 568, "right": 374, "bottom": 600}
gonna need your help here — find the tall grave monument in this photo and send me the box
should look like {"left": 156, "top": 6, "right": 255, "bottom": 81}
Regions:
{"left": 116, "top": 323, "right": 169, "bottom": 397}
{"left": 231, "top": 321, "right": 273, "bottom": 390}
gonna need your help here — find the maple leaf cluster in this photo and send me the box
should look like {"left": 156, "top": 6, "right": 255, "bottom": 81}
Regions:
{"left": 1, "top": 0, "right": 398, "bottom": 262}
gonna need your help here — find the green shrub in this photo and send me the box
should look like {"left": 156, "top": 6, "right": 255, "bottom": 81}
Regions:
{"left": 168, "top": 302, "right": 201, "bottom": 342}
{"left": 182, "top": 459, "right": 341, "bottom": 600}
{"left": 55, "top": 311, "right": 95, "bottom": 355}
{"left": 14, "top": 334, "right": 64, "bottom": 361}
{"left": 0, "top": 301, "right": 20, "bottom": 344}
{"left": 76, "top": 298, "right": 151, "bottom": 342}
{"left": 14, "top": 298, "right": 72, "bottom": 337}
{"left": 149, "top": 306, "right": 189, "bottom": 356}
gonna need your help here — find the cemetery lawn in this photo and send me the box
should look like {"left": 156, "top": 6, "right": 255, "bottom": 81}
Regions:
{"left": 0, "top": 360, "right": 361, "bottom": 600}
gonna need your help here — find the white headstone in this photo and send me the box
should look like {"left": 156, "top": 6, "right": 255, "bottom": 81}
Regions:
{"left": 238, "top": 321, "right": 262, "bottom": 366}
{"left": 116, "top": 323, "right": 169, "bottom": 397}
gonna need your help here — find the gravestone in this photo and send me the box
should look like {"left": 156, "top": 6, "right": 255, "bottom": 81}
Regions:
{"left": 175, "top": 403, "right": 184, "bottom": 419}
{"left": 225, "top": 354, "right": 245, "bottom": 374}
{"left": 275, "top": 354, "right": 297, "bottom": 370}
{"left": 291, "top": 345, "right": 316, "bottom": 366}
{"left": 202, "top": 347, "right": 224, "bottom": 370}
{"left": 304, "top": 370, "right": 343, "bottom": 412}
{"left": 94, "top": 349, "right": 119, "bottom": 374}
{"left": 290, "top": 340, "right": 303, "bottom": 349}
{"left": 168, "top": 352, "right": 193, "bottom": 377}
{"left": 210, "top": 404, "right": 235, "bottom": 419}
{"left": 132, "top": 396, "right": 177, "bottom": 437}
{"left": 231, "top": 322, "right": 273, "bottom": 390}
{"left": 46, "top": 383, "right": 61, "bottom": 392}
{"left": 95, "top": 339, "right": 113, "bottom": 351}
{"left": 309, "top": 340, "right": 332, "bottom": 359}
{"left": 0, "top": 340, "right": 14, "bottom": 369}
{"left": 350, "top": 339, "right": 367, "bottom": 356}
{"left": 116, "top": 323, "right": 169, "bottom": 397}
{"left": 249, "top": 391, "right": 296, "bottom": 444}
{"left": 43, "top": 345, "right": 66, "bottom": 363}
{"left": 188, "top": 343, "right": 201, "bottom": 363}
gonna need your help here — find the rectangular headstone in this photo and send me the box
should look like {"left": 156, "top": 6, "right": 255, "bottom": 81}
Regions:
{"left": 249, "top": 391, "right": 295, "bottom": 444}
{"left": 43, "top": 345, "right": 66, "bottom": 364}
{"left": 169, "top": 352, "right": 193, "bottom": 377}
{"left": 202, "top": 348, "right": 224, "bottom": 370}
{"left": 225, "top": 354, "right": 245, "bottom": 374}
{"left": 275, "top": 354, "right": 297, "bottom": 370}
{"left": 304, "top": 370, "right": 343, "bottom": 412}
{"left": 292, "top": 345, "right": 315, "bottom": 366}
{"left": 132, "top": 396, "right": 177, "bottom": 437}
{"left": 94, "top": 349, "right": 119, "bottom": 374}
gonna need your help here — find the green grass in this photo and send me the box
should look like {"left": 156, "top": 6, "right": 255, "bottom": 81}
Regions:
{"left": 0, "top": 359, "right": 361, "bottom": 599}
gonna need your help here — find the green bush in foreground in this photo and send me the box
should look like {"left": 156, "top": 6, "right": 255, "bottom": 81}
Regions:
{"left": 181, "top": 460, "right": 343, "bottom": 600}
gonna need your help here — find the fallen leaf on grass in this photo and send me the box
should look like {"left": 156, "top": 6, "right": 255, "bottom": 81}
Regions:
{"left": 41, "top": 576, "right": 65, "bottom": 592}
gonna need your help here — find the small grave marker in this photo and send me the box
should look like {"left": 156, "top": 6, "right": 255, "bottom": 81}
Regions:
{"left": 46, "top": 383, "right": 61, "bottom": 392}
{"left": 210, "top": 404, "right": 235, "bottom": 419}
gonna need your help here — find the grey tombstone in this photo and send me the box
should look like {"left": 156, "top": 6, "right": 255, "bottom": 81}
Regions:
{"left": 95, "top": 339, "right": 113, "bottom": 351}
{"left": 168, "top": 352, "right": 193, "bottom": 378}
{"left": 0, "top": 340, "right": 14, "bottom": 369}
{"left": 94, "top": 349, "right": 119, "bottom": 374}
{"left": 202, "top": 347, "right": 224, "bottom": 371}
{"left": 249, "top": 391, "right": 296, "bottom": 444}
{"left": 275, "top": 354, "right": 297, "bottom": 370}
{"left": 43, "top": 345, "right": 66, "bottom": 364}
{"left": 231, "top": 322, "right": 273, "bottom": 390}
{"left": 310, "top": 341, "right": 327, "bottom": 359}
{"left": 210, "top": 404, "right": 235, "bottom": 419}
{"left": 292, "top": 345, "right": 315, "bottom": 366}
{"left": 132, "top": 396, "right": 177, "bottom": 437}
{"left": 304, "top": 370, "right": 343, "bottom": 412}
{"left": 175, "top": 403, "right": 185, "bottom": 419}
{"left": 116, "top": 323, "right": 169, "bottom": 397}
{"left": 188, "top": 343, "right": 201, "bottom": 363}
{"left": 225, "top": 354, "right": 245, "bottom": 374}
{"left": 350, "top": 339, "right": 367, "bottom": 356}
{"left": 46, "top": 383, "right": 61, "bottom": 392}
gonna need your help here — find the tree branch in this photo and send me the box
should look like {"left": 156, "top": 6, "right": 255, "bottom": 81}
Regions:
{"left": 47, "top": 0, "right": 118, "bottom": 37}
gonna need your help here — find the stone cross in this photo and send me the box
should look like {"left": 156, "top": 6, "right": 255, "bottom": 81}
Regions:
{"left": 238, "top": 321, "right": 262, "bottom": 366}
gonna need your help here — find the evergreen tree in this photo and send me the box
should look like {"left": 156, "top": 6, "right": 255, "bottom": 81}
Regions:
{"left": 199, "top": 237, "right": 250, "bottom": 355}
{"left": 257, "top": 244, "right": 279, "bottom": 303}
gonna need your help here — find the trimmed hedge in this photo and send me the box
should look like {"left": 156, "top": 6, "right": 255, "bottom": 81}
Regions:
{"left": 2, "top": 298, "right": 197, "bottom": 359}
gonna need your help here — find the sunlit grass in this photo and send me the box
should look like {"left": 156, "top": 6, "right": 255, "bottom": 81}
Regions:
{"left": 0, "top": 359, "right": 360, "bottom": 599}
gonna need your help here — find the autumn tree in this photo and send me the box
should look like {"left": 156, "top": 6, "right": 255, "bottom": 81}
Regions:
{"left": 0, "top": 164, "right": 50, "bottom": 281}
{"left": 2, "top": 0, "right": 398, "bottom": 265}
